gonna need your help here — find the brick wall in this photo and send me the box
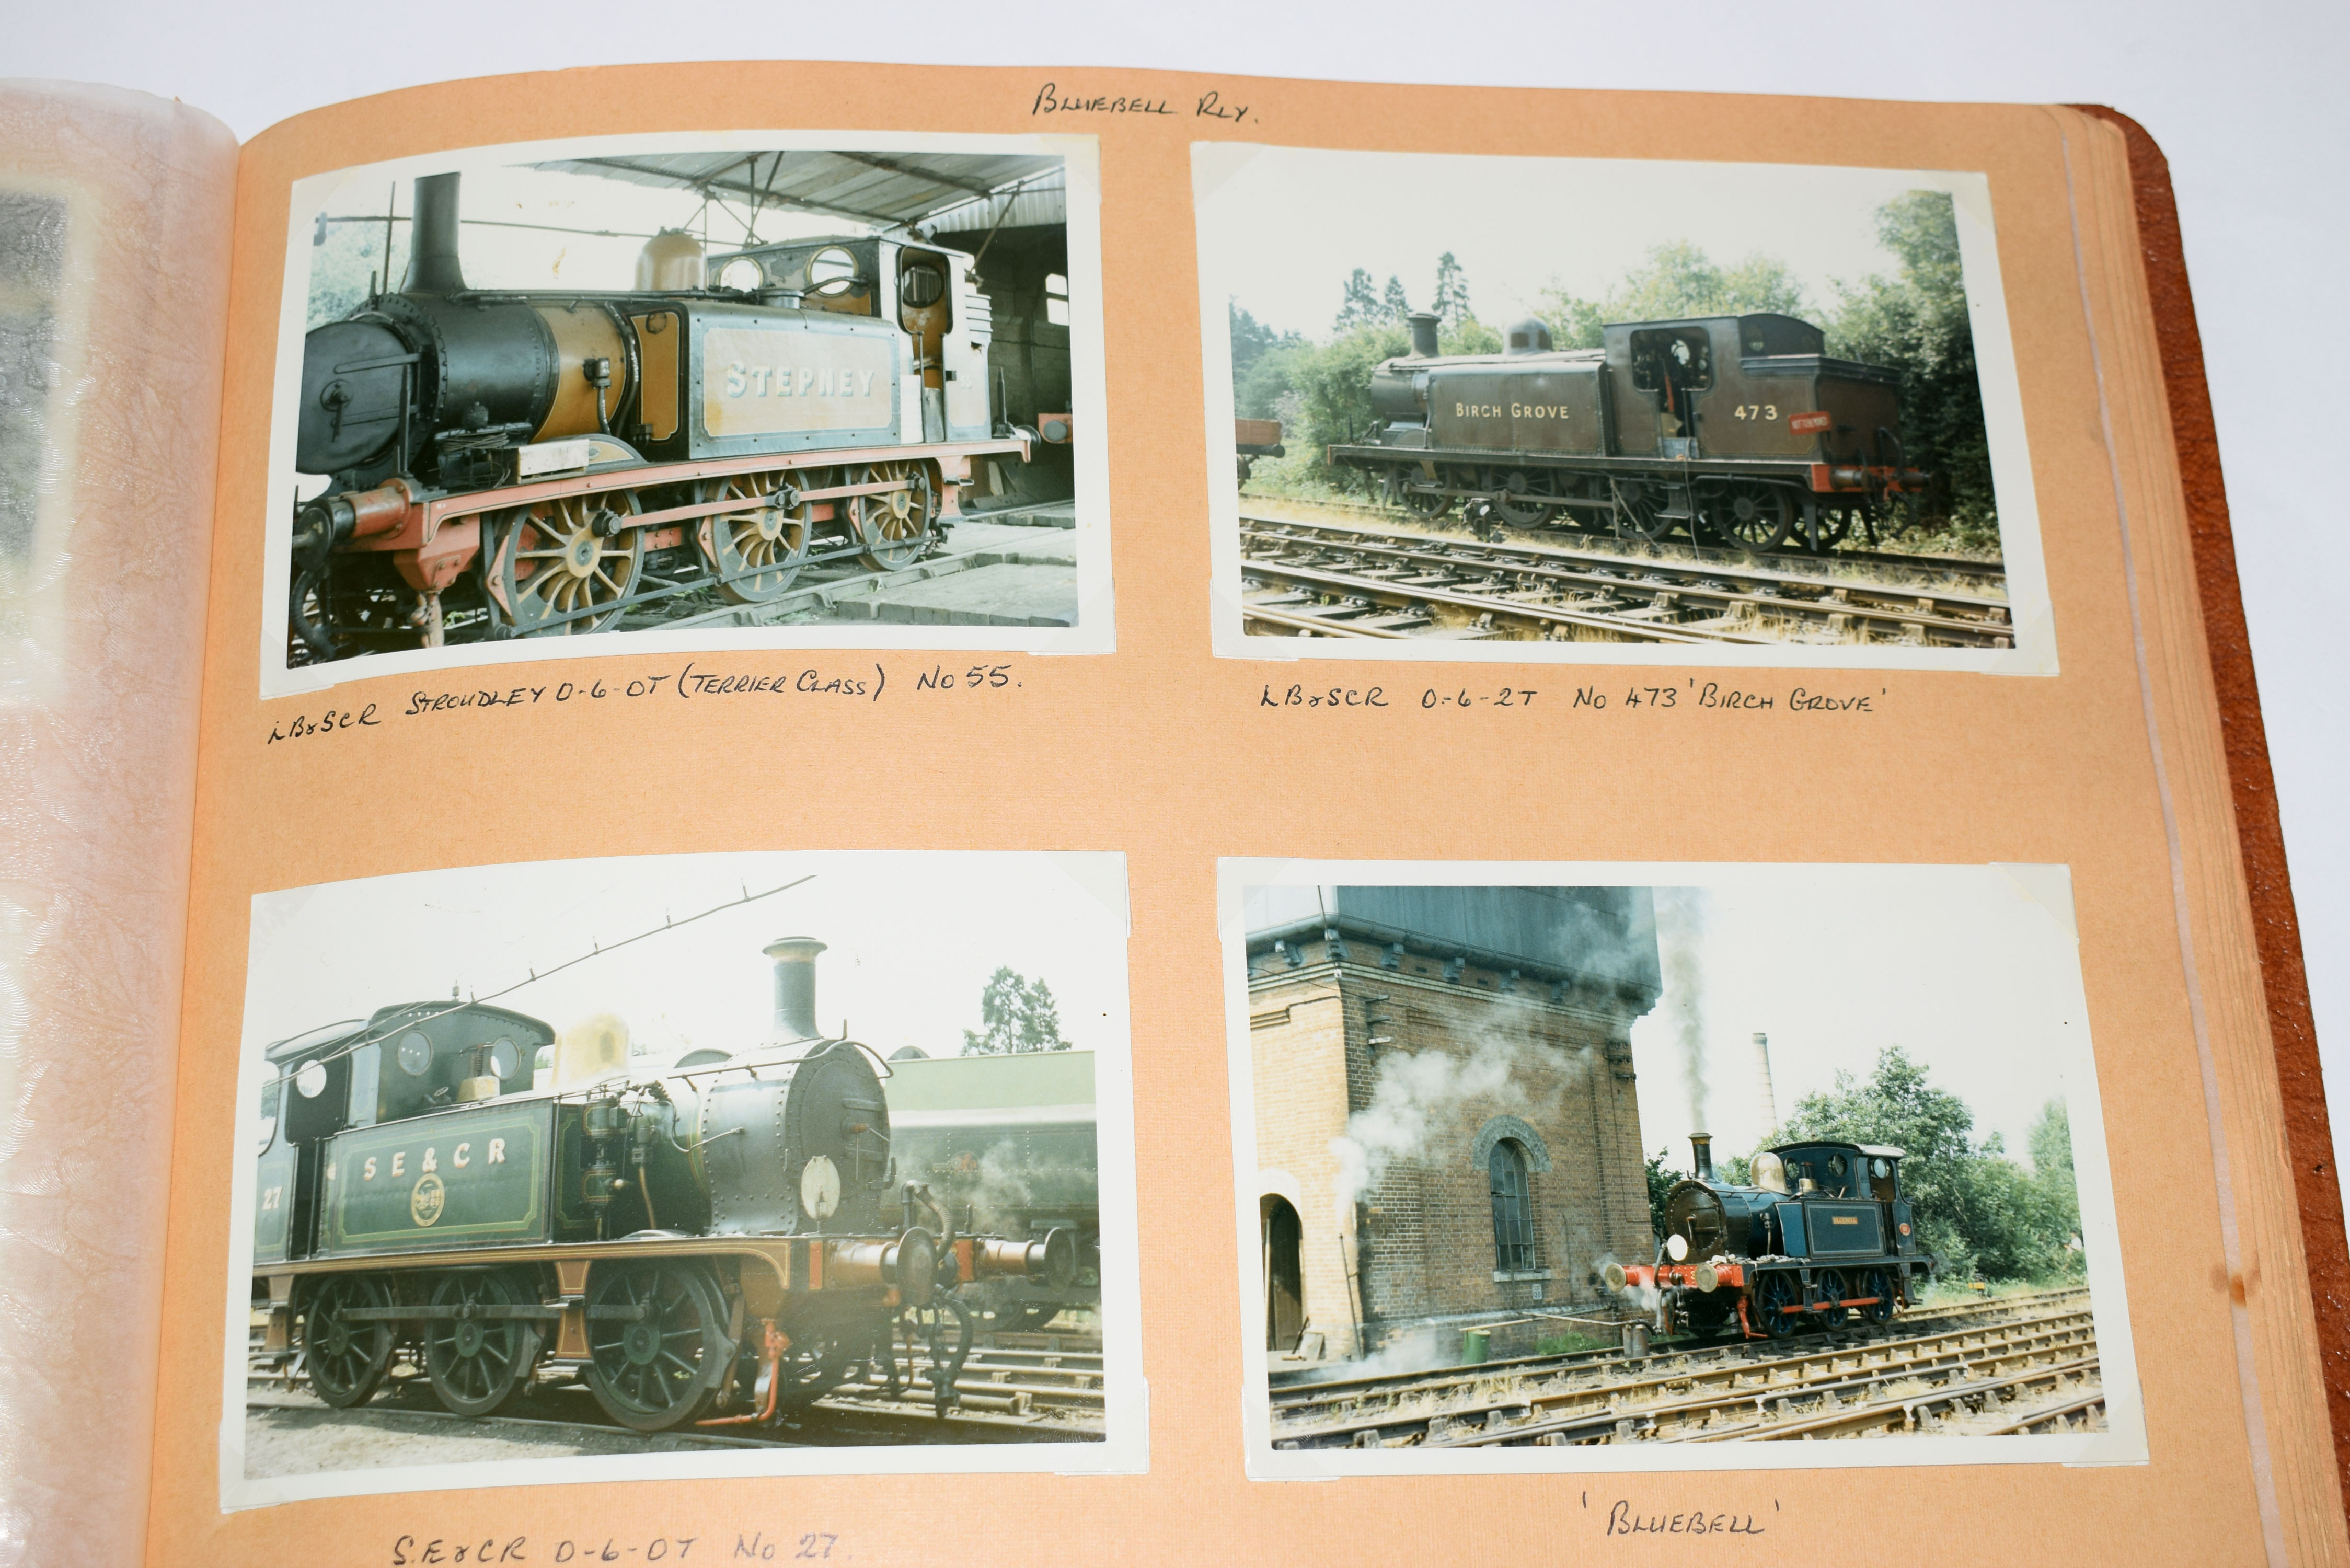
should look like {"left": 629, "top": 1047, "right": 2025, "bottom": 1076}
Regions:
{"left": 1248, "top": 933, "right": 1654, "bottom": 1358}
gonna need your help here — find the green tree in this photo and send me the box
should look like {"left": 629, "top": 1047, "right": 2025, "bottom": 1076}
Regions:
{"left": 1228, "top": 300, "right": 1288, "bottom": 377}
{"left": 1333, "top": 267, "right": 1382, "bottom": 332}
{"left": 1644, "top": 1148, "right": 1680, "bottom": 1243}
{"left": 1432, "top": 251, "right": 1471, "bottom": 325}
{"left": 1380, "top": 275, "right": 1411, "bottom": 320}
{"left": 1827, "top": 189, "right": 1992, "bottom": 537}
{"left": 1538, "top": 241, "right": 1810, "bottom": 349}
{"left": 961, "top": 967, "right": 1072, "bottom": 1055}
{"left": 1777, "top": 1045, "right": 2081, "bottom": 1283}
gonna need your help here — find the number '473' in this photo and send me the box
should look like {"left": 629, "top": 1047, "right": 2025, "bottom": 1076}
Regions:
{"left": 1732, "top": 405, "right": 1780, "bottom": 421}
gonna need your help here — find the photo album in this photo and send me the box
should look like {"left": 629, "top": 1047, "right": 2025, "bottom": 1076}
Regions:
{"left": 0, "top": 62, "right": 2341, "bottom": 1567}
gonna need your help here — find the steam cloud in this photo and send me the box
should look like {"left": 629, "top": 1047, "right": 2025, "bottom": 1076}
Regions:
{"left": 1653, "top": 888, "right": 1712, "bottom": 1137}
{"left": 1327, "top": 1032, "right": 1591, "bottom": 1232}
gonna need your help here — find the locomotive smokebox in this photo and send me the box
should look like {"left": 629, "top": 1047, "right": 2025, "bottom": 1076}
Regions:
{"left": 1690, "top": 1132, "right": 1714, "bottom": 1181}
{"left": 764, "top": 937, "right": 828, "bottom": 1041}
{"left": 1406, "top": 310, "right": 1441, "bottom": 359}
{"left": 403, "top": 172, "right": 467, "bottom": 295}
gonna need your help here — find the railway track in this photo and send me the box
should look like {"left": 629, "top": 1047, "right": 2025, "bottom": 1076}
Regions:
{"left": 1237, "top": 513, "right": 2013, "bottom": 647}
{"left": 1238, "top": 495, "right": 2006, "bottom": 584}
{"left": 1267, "top": 1286, "right": 2086, "bottom": 1410}
{"left": 248, "top": 1330, "right": 1106, "bottom": 1442}
{"left": 1270, "top": 1292, "right": 2097, "bottom": 1449}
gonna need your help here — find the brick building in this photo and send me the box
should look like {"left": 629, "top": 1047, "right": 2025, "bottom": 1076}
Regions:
{"left": 1246, "top": 886, "right": 1661, "bottom": 1360}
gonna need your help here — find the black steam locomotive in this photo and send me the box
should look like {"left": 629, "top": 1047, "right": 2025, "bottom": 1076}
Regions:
{"left": 289, "top": 172, "right": 1034, "bottom": 660}
{"left": 1605, "top": 1134, "right": 1936, "bottom": 1339}
{"left": 1329, "top": 310, "right": 1930, "bottom": 551}
{"left": 250, "top": 938, "right": 1073, "bottom": 1431}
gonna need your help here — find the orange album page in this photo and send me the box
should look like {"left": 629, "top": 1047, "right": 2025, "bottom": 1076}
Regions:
{"left": 136, "top": 63, "right": 2341, "bottom": 1568}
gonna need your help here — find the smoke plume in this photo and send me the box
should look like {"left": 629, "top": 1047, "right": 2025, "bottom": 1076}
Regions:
{"left": 1653, "top": 889, "right": 1712, "bottom": 1137}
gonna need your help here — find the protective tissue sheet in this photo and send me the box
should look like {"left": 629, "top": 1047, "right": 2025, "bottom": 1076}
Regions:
{"left": 0, "top": 81, "right": 235, "bottom": 1568}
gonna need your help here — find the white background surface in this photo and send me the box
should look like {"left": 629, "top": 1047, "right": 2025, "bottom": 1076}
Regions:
{"left": 13, "top": 0, "right": 2345, "bottom": 1206}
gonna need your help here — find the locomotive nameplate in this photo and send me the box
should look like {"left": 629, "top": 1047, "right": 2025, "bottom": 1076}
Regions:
{"left": 700, "top": 326, "right": 897, "bottom": 437}
{"left": 1802, "top": 1198, "right": 1886, "bottom": 1258}
{"left": 319, "top": 1102, "right": 552, "bottom": 1255}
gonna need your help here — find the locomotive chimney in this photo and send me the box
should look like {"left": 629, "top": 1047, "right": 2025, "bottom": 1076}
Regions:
{"left": 764, "top": 936, "right": 828, "bottom": 1041}
{"left": 1752, "top": 1031, "right": 1779, "bottom": 1129}
{"left": 1689, "top": 1132, "right": 1714, "bottom": 1181}
{"left": 403, "top": 172, "right": 467, "bottom": 295}
{"left": 1405, "top": 310, "right": 1441, "bottom": 359}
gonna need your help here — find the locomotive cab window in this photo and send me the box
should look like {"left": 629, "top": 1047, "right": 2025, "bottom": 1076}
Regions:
{"left": 899, "top": 260, "right": 946, "bottom": 310}
{"left": 346, "top": 1043, "right": 382, "bottom": 1128}
{"left": 1045, "top": 272, "right": 1069, "bottom": 328}
{"left": 1629, "top": 327, "right": 1714, "bottom": 393}
{"left": 716, "top": 256, "right": 764, "bottom": 293}
{"left": 808, "top": 247, "right": 864, "bottom": 296}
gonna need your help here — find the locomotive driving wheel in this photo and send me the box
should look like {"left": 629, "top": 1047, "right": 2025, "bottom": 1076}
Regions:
{"left": 1612, "top": 479, "right": 1675, "bottom": 542}
{"left": 1702, "top": 479, "right": 1795, "bottom": 552}
{"left": 1808, "top": 1271, "right": 1851, "bottom": 1330}
{"left": 495, "top": 491, "right": 645, "bottom": 635}
{"left": 854, "top": 461, "right": 935, "bottom": 571}
{"left": 1859, "top": 1267, "right": 1897, "bottom": 1325}
{"left": 1489, "top": 469, "right": 1552, "bottom": 529}
{"left": 302, "top": 1273, "right": 395, "bottom": 1408}
{"left": 695, "top": 470, "right": 810, "bottom": 604}
{"left": 1753, "top": 1271, "right": 1801, "bottom": 1339}
{"left": 583, "top": 1261, "right": 733, "bottom": 1432}
{"left": 422, "top": 1271, "right": 542, "bottom": 1418}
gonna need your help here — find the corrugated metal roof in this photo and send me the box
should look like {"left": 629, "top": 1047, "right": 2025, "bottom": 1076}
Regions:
{"left": 529, "top": 151, "right": 1062, "bottom": 232}
{"left": 921, "top": 165, "right": 1066, "bottom": 235}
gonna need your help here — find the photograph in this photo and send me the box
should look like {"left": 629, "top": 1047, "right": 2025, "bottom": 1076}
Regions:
{"left": 1220, "top": 862, "right": 2141, "bottom": 1475}
{"left": 1196, "top": 146, "right": 2054, "bottom": 672}
{"left": 224, "top": 850, "right": 1143, "bottom": 1506}
{"left": 262, "top": 132, "right": 1111, "bottom": 696}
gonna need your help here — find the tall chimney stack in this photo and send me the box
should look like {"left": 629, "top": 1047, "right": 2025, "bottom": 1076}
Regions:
{"left": 1689, "top": 1132, "right": 1714, "bottom": 1181}
{"left": 763, "top": 937, "right": 827, "bottom": 1041}
{"left": 1405, "top": 310, "right": 1441, "bottom": 358}
{"left": 402, "top": 172, "right": 467, "bottom": 295}
{"left": 1752, "top": 1031, "right": 1778, "bottom": 1130}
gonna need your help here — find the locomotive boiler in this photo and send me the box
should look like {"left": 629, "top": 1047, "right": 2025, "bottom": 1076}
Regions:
{"left": 251, "top": 937, "right": 1075, "bottom": 1431}
{"left": 289, "top": 172, "right": 1035, "bottom": 660}
{"left": 883, "top": 1046, "right": 1100, "bottom": 1331}
{"left": 1329, "top": 310, "right": 1930, "bottom": 552}
{"left": 1604, "top": 1134, "right": 1936, "bottom": 1340}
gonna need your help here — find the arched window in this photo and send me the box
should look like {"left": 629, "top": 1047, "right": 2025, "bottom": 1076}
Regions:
{"left": 1489, "top": 1140, "right": 1534, "bottom": 1272}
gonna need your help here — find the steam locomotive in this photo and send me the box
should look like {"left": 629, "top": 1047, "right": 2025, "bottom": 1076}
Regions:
{"left": 289, "top": 172, "right": 1035, "bottom": 660}
{"left": 884, "top": 1046, "right": 1100, "bottom": 1331}
{"left": 1605, "top": 1134, "right": 1936, "bottom": 1339}
{"left": 1328, "top": 310, "right": 1931, "bottom": 552}
{"left": 250, "top": 938, "right": 1074, "bottom": 1431}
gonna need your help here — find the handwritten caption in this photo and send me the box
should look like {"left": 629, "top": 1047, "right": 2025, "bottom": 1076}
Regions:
{"left": 1031, "top": 81, "right": 1249, "bottom": 124}
{"left": 1586, "top": 1492, "right": 1779, "bottom": 1538}
{"left": 1256, "top": 679, "right": 1884, "bottom": 716}
{"left": 266, "top": 663, "right": 1020, "bottom": 747}
{"left": 389, "top": 1530, "right": 841, "bottom": 1564}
